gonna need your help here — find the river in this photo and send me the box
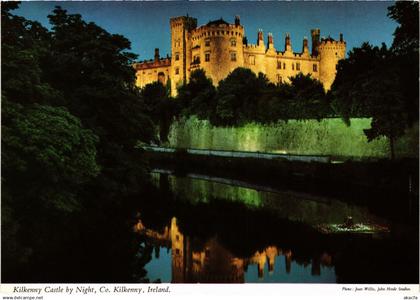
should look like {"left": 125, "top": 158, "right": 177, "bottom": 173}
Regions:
{"left": 133, "top": 170, "right": 418, "bottom": 283}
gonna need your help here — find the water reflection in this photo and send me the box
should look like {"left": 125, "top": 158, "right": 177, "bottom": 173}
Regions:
{"left": 130, "top": 171, "right": 417, "bottom": 284}
{"left": 134, "top": 217, "right": 336, "bottom": 283}
{"left": 151, "top": 171, "right": 385, "bottom": 226}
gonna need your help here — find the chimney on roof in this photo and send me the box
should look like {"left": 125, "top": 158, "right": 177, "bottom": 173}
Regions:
{"left": 267, "top": 32, "right": 274, "bottom": 49}
{"left": 303, "top": 37, "right": 309, "bottom": 53}
{"left": 154, "top": 48, "right": 160, "bottom": 62}
{"left": 285, "top": 33, "right": 292, "bottom": 52}
{"left": 257, "top": 29, "right": 263, "bottom": 46}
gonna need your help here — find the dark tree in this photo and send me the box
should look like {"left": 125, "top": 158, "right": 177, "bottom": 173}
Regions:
{"left": 287, "top": 73, "right": 329, "bottom": 120}
{"left": 214, "top": 68, "right": 269, "bottom": 125}
{"left": 1, "top": 4, "right": 155, "bottom": 281}
{"left": 387, "top": 1, "right": 419, "bottom": 126}
{"left": 142, "top": 81, "right": 176, "bottom": 143}
{"left": 176, "top": 69, "right": 216, "bottom": 119}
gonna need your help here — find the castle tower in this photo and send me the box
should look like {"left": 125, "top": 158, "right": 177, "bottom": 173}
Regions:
{"left": 170, "top": 16, "right": 197, "bottom": 96}
{"left": 193, "top": 17, "right": 245, "bottom": 85}
{"left": 311, "top": 28, "right": 320, "bottom": 56}
{"left": 318, "top": 34, "right": 346, "bottom": 90}
{"left": 170, "top": 217, "right": 186, "bottom": 283}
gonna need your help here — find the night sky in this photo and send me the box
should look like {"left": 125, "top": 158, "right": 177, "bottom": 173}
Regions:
{"left": 15, "top": 1, "right": 397, "bottom": 61}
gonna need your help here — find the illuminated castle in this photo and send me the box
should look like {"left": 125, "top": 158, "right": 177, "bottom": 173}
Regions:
{"left": 134, "top": 15, "right": 346, "bottom": 96}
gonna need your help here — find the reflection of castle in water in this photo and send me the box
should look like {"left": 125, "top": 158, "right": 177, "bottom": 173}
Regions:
{"left": 134, "top": 217, "right": 332, "bottom": 283}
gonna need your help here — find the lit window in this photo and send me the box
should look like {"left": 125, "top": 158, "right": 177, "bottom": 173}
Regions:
{"left": 230, "top": 39, "right": 236, "bottom": 47}
{"left": 205, "top": 53, "right": 210, "bottom": 62}
{"left": 277, "top": 60, "right": 281, "bottom": 69}
{"left": 249, "top": 55, "right": 255, "bottom": 65}
{"left": 230, "top": 52, "right": 237, "bottom": 62}
{"left": 313, "top": 64, "right": 318, "bottom": 72}
{"left": 205, "top": 39, "right": 210, "bottom": 47}
{"left": 175, "top": 67, "right": 179, "bottom": 75}
{"left": 296, "top": 62, "right": 300, "bottom": 71}
{"left": 175, "top": 53, "right": 179, "bottom": 61}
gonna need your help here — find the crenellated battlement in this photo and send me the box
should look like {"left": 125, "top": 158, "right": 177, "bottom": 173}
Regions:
{"left": 191, "top": 23, "right": 244, "bottom": 41}
{"left": 170, "top": 16, "right": 197, "bottom": 31}
{"left": 245, "top": 44, "right": 261, "bottom": 50}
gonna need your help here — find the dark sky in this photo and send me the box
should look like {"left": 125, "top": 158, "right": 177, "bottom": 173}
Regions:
{"left": 16, "top": 1, "right": 397, "bottom": 60}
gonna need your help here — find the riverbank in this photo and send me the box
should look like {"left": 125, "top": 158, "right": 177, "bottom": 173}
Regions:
{"left": 144, "top": 149, "right": 419, "bottom": 225}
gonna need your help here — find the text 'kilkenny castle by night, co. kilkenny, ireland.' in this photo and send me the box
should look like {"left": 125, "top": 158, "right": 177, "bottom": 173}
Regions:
{"left": 134, "top": 15, "right": 346, "bottom": 96}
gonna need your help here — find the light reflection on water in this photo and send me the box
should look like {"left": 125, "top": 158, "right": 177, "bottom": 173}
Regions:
{"left": 151, "top": 171, "right": 385, "bottom": 226}
{"left": 136, "top": 172, "right": 406, "bottom": 283}
{"left": 136, "top": 217, "right": 336, "bottom": 283}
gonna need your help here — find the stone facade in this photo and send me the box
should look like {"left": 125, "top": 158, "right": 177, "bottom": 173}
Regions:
{"left": 134, "top": 16, "right": 346, "bottom": 96}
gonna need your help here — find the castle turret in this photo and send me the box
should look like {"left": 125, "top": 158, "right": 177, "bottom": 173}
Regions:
{"left": 311, "top": 28, "right": 320, "bottom": 56}
{"left": 318, "top": 34, "right": 346, "bottom": 90}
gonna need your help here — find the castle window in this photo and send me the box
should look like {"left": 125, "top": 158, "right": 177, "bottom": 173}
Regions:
{"left": 175, "top": 67, "right": 179, "bottom": 75}
{"left": 313, "top": 64, "right": 318, "bottom": 72}
{"left": 230, "top": 52, "right": 237, "bottom": 61}
{"left": 283, "top": 63, "right": 286, "bottom": 69}
{"left": 175, "top": 53, "right": 179, "bottom": 61}
{"left": 176, "top": 249, "right": 180, "bottom": 255}
{"left": 277, "top": 60, "right": 281, "bottom": 69}
{"left": 277, "top": 74, "right": 282, "bottom": 83}
{"left": 249, "top": 55, "right": 255, "bottom": 65}
{"left": 292, "top": 63, "right": 295, "bottom": 70}
{"left": 296, "top": 62, "right": 301, "bottom": 71}
{"left": 205, "top": 38, "right": 210, "bottom": 47}
{"left": 205, "top": 53, "right": 210, "bottom": 62}
{"left": 193, "top": 55, "right": 200, "bottom": 64}
{"left": 230, "top": 39, "right": 236, "bottom": 47}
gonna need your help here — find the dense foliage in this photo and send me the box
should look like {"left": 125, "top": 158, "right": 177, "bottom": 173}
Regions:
{"left": 2, "top": 3, "right": 154, "bottom": 281}
{"left": 171, "top": 68, "right": 330, "bottom": 127}
{"left": 331, "top": 1, "right": 418, "bottom": 158}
